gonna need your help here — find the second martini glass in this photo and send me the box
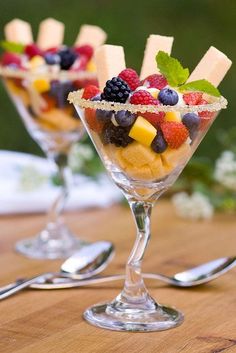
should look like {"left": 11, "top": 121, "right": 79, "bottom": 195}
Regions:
{"left": 69, "top": 90, "right": 227, "bottom": 331}
{"left": 1, "top": 68, "right": 96, "bottom": 259}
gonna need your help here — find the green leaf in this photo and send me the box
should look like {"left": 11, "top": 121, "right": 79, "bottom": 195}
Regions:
{"left": 156, "top": 51, "right": 189, "bottom": 86}
{"left": 0, "top": 40, "right": 25, "bottom": 53}
{"left": 179, "top": 79, "right": 221, "bottom": 97}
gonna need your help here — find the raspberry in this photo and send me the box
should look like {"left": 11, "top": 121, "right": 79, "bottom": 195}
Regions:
{"left": 74, "top": 45, "right": 94, "bottom": 60}
{"left": 1, "top": 52, "right": 21, "bottom": 67}
{"left": 183, "top": 92, "right": 203, "bottom": 105}
{"left": 143, "top": 74, "right": 167, "bottom": 89}
{"left": 130, "top": 90, "right": 157, "bottom": 105}
{"left": 161, "top": 121, "right": 189, "bottom": 149}
{"left": 25, "top": 44, "right": 43, "bottom": 58}
{"left": 101, "top": 77, "right": 130, "bottom": 103}
{"left": 82, "top": 85, "right": 100, "bottom": 99}
{"left": 118, "top": 68, "right": 140, "bottom": 91}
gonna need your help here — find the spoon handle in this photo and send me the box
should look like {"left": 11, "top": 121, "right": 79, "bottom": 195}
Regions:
{"left": 0, "top": 274, "right": 53, "bottom": 300}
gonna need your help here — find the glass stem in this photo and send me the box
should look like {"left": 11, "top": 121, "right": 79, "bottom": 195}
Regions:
{"left": 119, "top": 200, "right": 155, "bottom": 308}
{"left": 47, "top": 152, "right": 71, "bottom": 226}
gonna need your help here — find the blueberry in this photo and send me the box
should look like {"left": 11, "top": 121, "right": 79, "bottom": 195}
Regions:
{"left": 182, "top": 113, "right": 200, "bottom": 139}
{"left": 151, "top": 131, "right": 168, "bottom": 153}
{"left": 49, "top": 81, "right": 76, "bottom": 108}
{"left": 44, "top": 53, "right": 61, "bottom": 65}
{"left": 96, "top": 109, "right": 113, "bottom": 122}
{"left": 58, "top": 47, "right": 77, "bottom": 70}
{"left": 114, "top": 110, "right": 136, "bottom": 127}
{"left": 158, "top": 88, "right": 179, "bottom": 105}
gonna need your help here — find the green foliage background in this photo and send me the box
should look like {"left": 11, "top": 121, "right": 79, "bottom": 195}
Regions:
{"left": 0, "top": 0, "right": 235, "bottom": 160}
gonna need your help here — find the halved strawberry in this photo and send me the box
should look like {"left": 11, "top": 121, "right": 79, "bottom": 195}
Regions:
{"left": 161, "top": 121, "right": 189, "bottom": 149}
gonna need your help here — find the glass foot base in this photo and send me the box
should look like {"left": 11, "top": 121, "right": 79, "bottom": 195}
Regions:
{"left": 15, "top": 236, "right": 86, "bottom": 260}
{"left": 84, "top": 302, "right": 184, "bottom": 332}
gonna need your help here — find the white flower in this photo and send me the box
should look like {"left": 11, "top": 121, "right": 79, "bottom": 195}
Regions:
{"left": 69, "top": 144, "right": 94, "bottom": 172}
{"left": 214, "top": 151, "right": 236, "bottom": 191}
{"left": 172, "top": 192, "right": 214, "bottom": 220}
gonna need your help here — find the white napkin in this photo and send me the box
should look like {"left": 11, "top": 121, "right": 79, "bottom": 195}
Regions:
{"left": 0, "top": 150, "right": 122, "bottom": 214}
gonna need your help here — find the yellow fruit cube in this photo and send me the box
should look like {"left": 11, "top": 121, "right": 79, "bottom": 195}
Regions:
{"left": 33, "top": 78, "right": 50, "bottom": 93}
{"left": 29, "top": 55, "right": 45, "bottom": 69}
{"left": 150, "top": 155, "right": 167, "bottom": 180}
{"left": 121, "top": 142, "right": 156, "bottom": 167}
{"left": 126, "top": 164, "right": 153, "bottom": 181}
{"left": 165, "top": 111, "right": 181, "bottom": 122}
{"left": 161, "top": 143, "right": 191, "bottom": 169}
{"left": 129, "top": 116, "right": 157, "bottom": 147}
{"left": 147, "top": 88, "right": 159, "bottom": 99}
{"left": 86, "top": 60, "right": 96, "bottom": 72}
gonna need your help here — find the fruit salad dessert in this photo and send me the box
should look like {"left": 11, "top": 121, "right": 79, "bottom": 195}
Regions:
{"left": 69, "top": 41, "right": 230, "bottom": 185}
{"left": 0, "top": 18, "right": 106, "bottom": 142}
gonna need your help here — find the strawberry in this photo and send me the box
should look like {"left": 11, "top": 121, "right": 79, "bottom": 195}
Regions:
{"left": 183, "top": 92, "right": 203, "bottom": 105}
{"left": 82, "top": 85, "right": 100, "bottom": 99}
{"left": 142, "top": 111, "right": 165, "bottom": 128}
{"left": 74, "top": 45, "right": 94, "bottom": 60}
{"left": 161, "top": 121, "right": 189, "bottom": 149}
{"left": 85, "top": 108, "right": 104, "bottom": 133}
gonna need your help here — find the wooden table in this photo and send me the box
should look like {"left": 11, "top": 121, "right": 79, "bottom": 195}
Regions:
{"left": 0, "top": 200, "right": 235, "bottom": 353}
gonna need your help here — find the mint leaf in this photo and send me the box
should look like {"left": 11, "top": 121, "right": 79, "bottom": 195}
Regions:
{"left": 179, "top": 79, "right": 220, "bottom": 97}
{"left": 156, "top": 51, "right": 189, "bottom": 87}
{"left": 0, "top": 40, "right": 25, "bottom": 53}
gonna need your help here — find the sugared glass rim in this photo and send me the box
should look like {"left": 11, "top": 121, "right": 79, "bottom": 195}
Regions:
{"left": 0, "top": 65, "right": 96, "bottom": 81}
{"left": 68, "top": 89, "right": 227, "bottom": 113}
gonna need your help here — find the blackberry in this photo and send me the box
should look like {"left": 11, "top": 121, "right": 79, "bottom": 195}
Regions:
{"left": 101, "top": 77, "right": 131, "bottom": 103}
{"left": 103, "top": 123, "right": 133, "bottom": 147}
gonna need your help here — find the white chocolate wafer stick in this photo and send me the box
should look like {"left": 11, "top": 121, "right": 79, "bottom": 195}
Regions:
{"left": 187, "top": 46, "right": 232, "bottom": 87}
{"left": 4, "top": 19, "right": 33, "bottom": 45}
{"left": 95, "top": 44, "right": 126, "bottom": 90}
{"left": 140, "top": 34, "right": 174, "bottom": 79}
{"left": 75, "top": 25, "right": 107, "bottom": 49}
{"left": 37, "top": 18, "right": 64, "bottom": 50}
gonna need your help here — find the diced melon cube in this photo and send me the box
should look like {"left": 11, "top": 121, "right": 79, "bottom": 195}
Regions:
{"left": 129, "top": 116, "right": 157, "bottom": 147}
{"left": 161, "top": 143, "right": 191, "bottom": 169}
{"left": 121, "top": 142, "right": 156, "bottom": 167}
{"left": 126, "top": 164, "right": 153, "bottom": 181}
{"left": 165, "top": 111, "right": 181, "bottom": 122}
{"left": 33, "top": 78, "right": 50, "bottom": 93}
{"left": 150, "top": 155, "right": 167, "bottom": 179}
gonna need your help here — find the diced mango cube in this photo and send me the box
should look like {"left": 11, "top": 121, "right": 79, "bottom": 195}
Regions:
{"left": 125, "top": 164, "right": 153, "bottom": 181}
{"left": 150, "top": 155, "right": 167, "bottom": 180}
{"left": 161, "top": 143, "right": 191, "bottom": 169}
{"left": 33, "top": 78, "right": 50, "bottom": 93}
{"left": 29, "top": 55, "right": 45, "bottom": 69}
{"left": 121, "top": 142, "right": 156, "bottom": 167}
{"left": 129, "top": 116, "right": 157, "bottom": 147}
{"left": 165, "top": 111, "right": 181, "bottom": 122}
{"left": 86, "top": 60, "right": 96, "bottom": 72}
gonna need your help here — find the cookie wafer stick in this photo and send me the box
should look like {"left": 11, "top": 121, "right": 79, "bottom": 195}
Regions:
{"left": 140, "top": 34, "right": 174, "bottom": 79}
{"left": 95, "top": 44, "right": 126, "bottom": 90}
{"left": 4, "top": 19, "right": 33, "bottom": 45}
{"left": 37, "top": 18, "right": 64, "bottom": 50}
{"left": 187, "top": 46, "right": 232, "bottom": 87}
{"left": 75, "top": 25, "right": 107, "bottom": 49}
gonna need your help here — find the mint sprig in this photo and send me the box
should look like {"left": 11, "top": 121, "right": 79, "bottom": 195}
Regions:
{"left": 0, "top": 40, "right": 25, "bottom": 54}
{"left": 156, "top": 51, "right": 221, "bottom": 97}
{"left": 178, "top": 79, "right": 220, "bottom": 97}
{"left": 156, "top": 51, "right": 189, "bottom": 87}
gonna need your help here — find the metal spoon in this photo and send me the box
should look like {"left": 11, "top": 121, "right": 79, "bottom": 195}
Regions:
{"left": 0, "top": 241, "right": 114, "bottom": 300}
{"left": 30, "top": 256, "right": 236, "bottom": 289}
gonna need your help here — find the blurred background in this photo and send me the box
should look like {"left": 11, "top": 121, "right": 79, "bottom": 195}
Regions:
{"left": 0, "top": 0, "right": 235, "bottom": 158}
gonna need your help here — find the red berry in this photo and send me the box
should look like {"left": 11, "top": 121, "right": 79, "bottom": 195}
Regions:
{"left": 197, "top": 98, "right": 214, "bottom": 117}
{"left": 82, "top": 85, "right": 100, "bottom": 99}
{"left": 85, "top": 108, "right": 104, "bottom": 133}
{"left": 142, "top": 111, "right": 165, "bottom": 128}
{"left": 44, "top": 47, "right": 59, "bottom": 54}
{"left": 1, "top": 52, "right": 21, "bottom": 67}
{"left": 118, "top": 68, "right": 140, "bottom": 91}
{"left": 74, "top": 45, "right": 94, "bottom": 60}
{"left": 161, "top": 121, "right": 189, "bottom": 149}
{"left": 183, "top": 92, "right": 203, "bottom": 105}
{"left": 25, "top": 44, "right": 43, "bottom": 58}
{"left": 130, "top": 90, "right": 157, "bottom": 105}
{"left": 143, "top": 74, "right": 167, "bottom": 89}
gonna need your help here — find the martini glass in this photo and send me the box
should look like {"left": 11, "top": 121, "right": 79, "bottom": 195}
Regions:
{"left": 69, "top": 89, "right": 227, "bottom": 332}
{"left": 1, "top": 67, "right": 96, "bottom": 259}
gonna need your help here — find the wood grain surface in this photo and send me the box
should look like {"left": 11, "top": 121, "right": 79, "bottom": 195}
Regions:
{"left": 0, "top": 200, "right": 235, "bottom": 353}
